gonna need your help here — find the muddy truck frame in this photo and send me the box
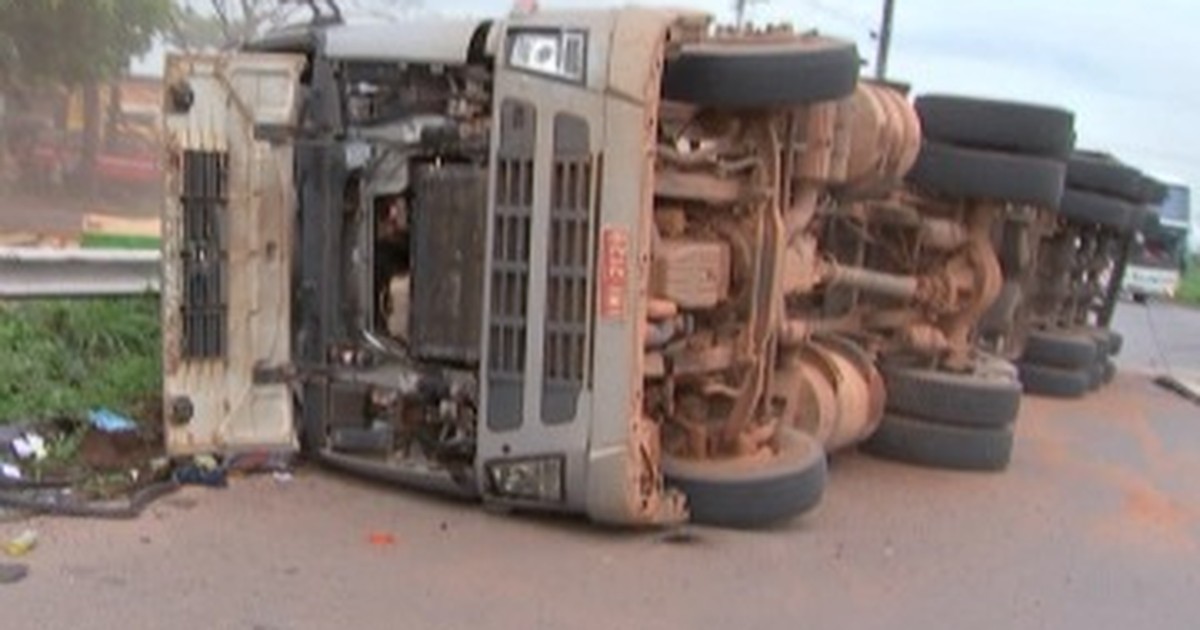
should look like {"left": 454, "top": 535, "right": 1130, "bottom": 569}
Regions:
{"left": 160, "top": 7, "right": 1022, "bottom": 527}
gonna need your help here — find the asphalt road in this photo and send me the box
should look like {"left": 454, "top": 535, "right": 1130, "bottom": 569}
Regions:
{"left": 3, "top": 303, "right": 1199, "bottom": 630}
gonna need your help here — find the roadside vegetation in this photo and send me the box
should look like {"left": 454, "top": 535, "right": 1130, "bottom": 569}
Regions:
{"left": 1180, "top": 256, "right": 1200, "bottom": 306}
{"left": 0, "top": 298, "right": 160, "bottom": 424}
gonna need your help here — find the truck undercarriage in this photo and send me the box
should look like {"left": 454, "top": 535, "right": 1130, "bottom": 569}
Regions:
{"left": 159, "top": 6, "right": 1164, "bottom": 528}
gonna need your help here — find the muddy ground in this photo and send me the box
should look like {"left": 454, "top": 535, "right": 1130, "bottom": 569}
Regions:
{"left": 0, "top": 302, "right": 1196, "bottom": 629}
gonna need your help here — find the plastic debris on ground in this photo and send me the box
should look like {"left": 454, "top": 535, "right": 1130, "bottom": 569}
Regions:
{"left": 3, "top": 530, "right": 37, "bottom": 557}
{"left": 0, "top": 563, "right": 28, "bottom": 584}
{"left": 87, "top": 408, "right": 138, "bottom": 433}
{"left": 10, "top": 434, "right": 46, "bottom": 461}
{"left": 171, "top": 455, "right": 228, "bottom": 488}
{"left": 368, "top": 531, "right": 397, "bottom": 547}
{"left": 1, "top": 464, "right": 20, "bottom": 480}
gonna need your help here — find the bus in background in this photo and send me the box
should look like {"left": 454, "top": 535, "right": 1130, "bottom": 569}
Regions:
{"left": 1124, "top": 182, "right": 1192, "bottom": 301}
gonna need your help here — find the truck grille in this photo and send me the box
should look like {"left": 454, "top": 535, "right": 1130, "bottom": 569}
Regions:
{"left": 179, "top": 149, "right": 229, "bottom": 360}
{"left": 541, "top": 114, "right": 594, "bottom": 425}
{"left": 487, "top": 100, "right": 537, "bottom": 431}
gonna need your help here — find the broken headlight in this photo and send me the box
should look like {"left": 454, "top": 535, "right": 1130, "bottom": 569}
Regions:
{"left": 486, "top": 455, "right": 565, "bottom": 503}
{"left": 507, "top": 28, "right": 587, "bottom": 84}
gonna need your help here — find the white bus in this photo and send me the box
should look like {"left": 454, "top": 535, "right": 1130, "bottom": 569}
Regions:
{"left": 1125, "top": 183, "right": 1191, "bottom": 301}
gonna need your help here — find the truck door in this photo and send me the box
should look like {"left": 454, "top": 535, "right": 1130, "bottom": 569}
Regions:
{"left": 161, "top": 53, "right": 305, "bottom": 455}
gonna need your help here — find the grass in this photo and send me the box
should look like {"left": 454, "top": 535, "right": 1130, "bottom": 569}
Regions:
{"left": 1180, "top": 256, "right": 1200, "bottom": 307}
{"left": 0, "top": 297, "right": 160, "bottom": 424}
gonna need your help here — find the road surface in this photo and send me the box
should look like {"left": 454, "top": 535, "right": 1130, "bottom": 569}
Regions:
{"left": 3, "top": 302, "right": 1199, "bottom": 630}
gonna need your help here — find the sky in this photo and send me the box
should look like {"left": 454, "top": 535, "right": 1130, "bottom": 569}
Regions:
{"left": 139, "top": 0, "right": 1200, "bottom": 248}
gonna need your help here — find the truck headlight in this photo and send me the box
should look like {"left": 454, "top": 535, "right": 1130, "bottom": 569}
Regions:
{"left": 507, "top": 29, "right": 587, "bottom": 83}
{"left": 486, "top": 455, "right": 565, "bottom": 503}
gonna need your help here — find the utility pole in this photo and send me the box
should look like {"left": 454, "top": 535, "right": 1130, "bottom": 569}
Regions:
{"left": 735, "top": 0, "right": 748, "bottom": 28}
{"left": 875, "top": 0, "right": 896, "bottom": 80}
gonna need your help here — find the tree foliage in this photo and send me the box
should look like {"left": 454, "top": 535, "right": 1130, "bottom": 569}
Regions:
{"left": 167, "top": 0, "right": 425, "bottom": 51}
{"left": 0, "top": 0, "right": 172, "bottom": 88}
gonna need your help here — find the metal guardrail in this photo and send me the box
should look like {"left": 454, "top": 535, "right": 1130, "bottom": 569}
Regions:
{"left": 0, "top": 247, "right": 160, "bottom": 298}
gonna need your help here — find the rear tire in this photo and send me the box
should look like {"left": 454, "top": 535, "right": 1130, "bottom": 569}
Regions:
{"left": 1060, "top": 188, "right": 1138, "bottom": 232}
{"left": 1066, "top": 152, "right": 1143, "bottom": 202}
{"left": 907, "top": 142, "right": 1066, "bottom": 208}
{"left": 663, "top": 429, "right": 827, "bottom": 528}
{"left": 1022, "top": 330, "right": 1099, "bottom": 369}
{"left": 880, "top": 356, "right": 1021, "bottom": 429}
{"left": 861, "top": 413, "right": 1015, "bottom": 472}
{"left": 662, "top": 37, "right": 859, "bottom": 109}
{"left": 914, "top": 95, "right": 1075, "bottom": 159}
{"left": 1017, "top": 362, "right": 1091, "bottom": 398}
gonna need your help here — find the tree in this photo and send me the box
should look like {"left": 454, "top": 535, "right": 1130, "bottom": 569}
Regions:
{"left": 167, "top": 0, "right": 425, "bottom": 51}
{"left": 0, "top": 0, "right": 172, "bottom": 190}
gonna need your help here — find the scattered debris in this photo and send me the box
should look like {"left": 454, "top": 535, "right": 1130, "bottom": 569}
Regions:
{"left": 3, "top": 529, "right": 37, "bottom": 557}
{"left": 272, "top": 471, "right": 294, "bottom": 484}
{"left": 367, "top": 532, "right": 397, "bottom": 547}
{"left": 1, "top": 464, "right": 20, "bottom": 480}
{"left": 0, "top": 563, "right": 28, "bottom": 584}
{"left": 172, "top": 457, "right": 228, "bottom": 488}
{"left": 1155, "top": 373, "right": 1200, "bottom": 406}
{"left": 87, "top": 408, "right": 138, "bottom": 433}
{"left": 10, "top": 433, "right": 46, "bottom": 462}
{"left": 227, "top": 452, "right": 293, "bottom": 474}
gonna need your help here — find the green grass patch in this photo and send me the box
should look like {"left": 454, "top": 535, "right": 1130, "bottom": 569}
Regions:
{"left": 0, "top": 297, "right": 160, "bottom": 424}
{"left": 1180, "top": 261, "right": 1200, "bottom": 306}
{"left": 80, "top": 233, "right": 161, "bottom": 250}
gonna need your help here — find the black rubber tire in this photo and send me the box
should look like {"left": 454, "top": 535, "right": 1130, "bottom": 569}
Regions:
{"left": 881, "top": 357, "right": 1021, "bottom": 429}
{"left": 861, "top": 413, "right": 1014, "bottom": 472}
{"left": 1017, "top": 362, "right": 1091, "bottom": 398}
{"left": 1021, "top": 330, "right": 1099, "bottom": 369}
{"left": 663, "top": 429, "right": 827, "bottom": 528}
{"left": 907, "top": 142, "right": 1066, "bottom": 208}
{"left": 914, "top": 95, "right": 1075, "bottom": 159}
{"left": 1108, "top": 331, "right": 1124, "bottom": 356}
{"left": 662, "top": 37, "right": 859, "bottom": 109}
{"left": 1081, "top": 326, "right": 1122, "bottom": 356}
{"left": 1138, "top": 175, "right": 1169, "bottom": 205}
{"left": 1060, "top": 188, "right": 1138, "bottom": 231}
{"left": 1066, "top": 152, "right": 1143, "bottom": 202}
{"left": 1102, "top": 359, "right": 1117, "bottom": 385}
{"left": 1088, "top": 360, "right": 1104, "bottom": 391}
{"left": 1133, "top": 205, "right": 1160, "bottom": 233}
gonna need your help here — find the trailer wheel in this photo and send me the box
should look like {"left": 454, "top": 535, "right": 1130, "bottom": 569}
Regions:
{"left": 1017, "top": 362, "right": 1092, "bottom": 398}
{"left": 907, "top": 142, "right": 1066, "bottom": 209}
{"left": 1060, "top": 188, "right": 1138, "bottom": 232}
{"left": 663, "top": 429, "right": 827, "bottom": 528}
{"left": 1103, "top": 359, "right": 1117, "bottom": 385}
{"left": 1088, "top": 360, "right": 1105, "bottom": 391}
{"left": 1137, "top": 175, "right": 1169, "bottom": 205}
{"left": 1082, "top": 326, "right": 1122, "bottom": 357}
{"left": 914, "top": 95, "right": 1075, "bottom": 159}
{"left": 1021, "top": 330, "right": 1099, "bottom": 369}
{"left": 1066, "top": 152, "right": 1144, "bottom": 202}
{"left": 880, "top": 356, "right": 1022, "bottom": 429}
{"left": 662, "top": 37, "right": 859, "bottom": 109}
{"left": 861, "top": 413, "right": 1015, "bottom": 472}
{"left": 1108, "top": 331, "right": 1124, "bottom": 356}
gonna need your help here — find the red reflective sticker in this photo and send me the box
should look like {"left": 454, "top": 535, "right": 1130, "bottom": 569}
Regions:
{"left": 599, "top": 226, "right": 630, "bottom": 321}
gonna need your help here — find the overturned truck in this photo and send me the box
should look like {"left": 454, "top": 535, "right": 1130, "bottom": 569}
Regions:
{"left": 161, "top": 7, "right": 1037, "bottom": 527}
